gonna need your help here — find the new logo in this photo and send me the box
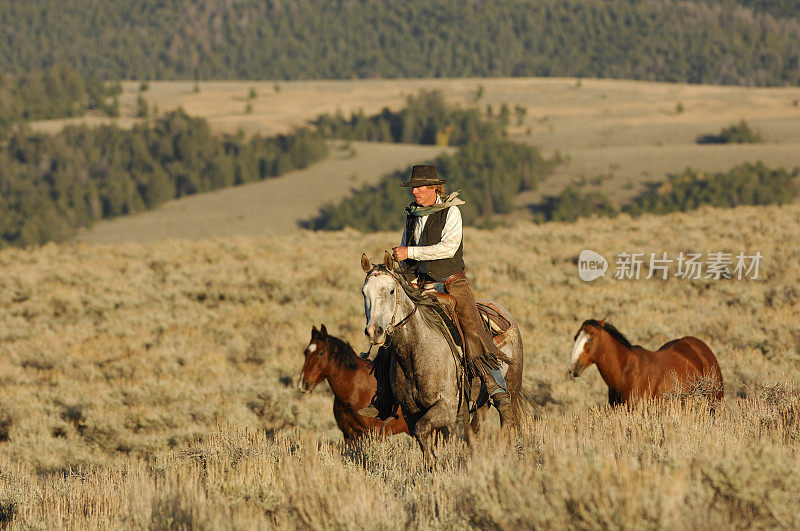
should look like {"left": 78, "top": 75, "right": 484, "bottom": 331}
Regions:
{"left": 578, "top": 250, "right": 608, "bottom": 282}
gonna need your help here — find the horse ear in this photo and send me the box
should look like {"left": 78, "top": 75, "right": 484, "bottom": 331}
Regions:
{"left": 361, "top": 253, "right": 371, "bottom": 272}
{"left": 320, "top": 324, "right": 328, "bottom": 337}
{"left": 384, "top": 250, "right": 394, "bottom": 270}
{"left": 311, "top": 325, "right": 319, "bottom": 338}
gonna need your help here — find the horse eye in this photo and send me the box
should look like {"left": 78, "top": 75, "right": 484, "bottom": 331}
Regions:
{"left": 390, "top": 288, "right": 395, "bottom": 294}
{"left": 587, "top": 337, "right": 594, "bottom": 342}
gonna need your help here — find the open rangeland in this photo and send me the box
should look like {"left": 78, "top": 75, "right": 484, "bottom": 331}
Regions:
{"left": 28, "top": 77, "right": 800, "bottom": 244}
{"left": 74, "top": 141, "right": 451, "bottom": 245}
{"left": 1, "top": 203, "right": 798, "bottom": 527}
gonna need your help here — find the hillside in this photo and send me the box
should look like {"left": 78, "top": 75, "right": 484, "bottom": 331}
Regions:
{"left": 0, "top": 203, "right": 798, "bottom": 526}
{"left": 2, "top": 0, "right": 800, "bottom": 85}
{"left": 69, "top": 77, "right": 800, "bottom": 243}
{"left": 74, "top": 141, "right": 451, "bottom": 245}
{"left": 0, "top": 110, "right": 331, "bottom": 248}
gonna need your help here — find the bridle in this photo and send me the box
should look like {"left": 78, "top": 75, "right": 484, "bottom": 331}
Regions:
{"left": 366, "top": 268, "right": 417, "bottom": 333}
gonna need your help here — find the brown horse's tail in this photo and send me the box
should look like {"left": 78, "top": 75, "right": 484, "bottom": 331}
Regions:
{"left": 689, "top": 336, "right": 725, "bottom": 401}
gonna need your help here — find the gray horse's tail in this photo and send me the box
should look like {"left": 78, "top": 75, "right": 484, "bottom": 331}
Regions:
{"left": 512, "top": 382, "right": 541, "bottom": 424}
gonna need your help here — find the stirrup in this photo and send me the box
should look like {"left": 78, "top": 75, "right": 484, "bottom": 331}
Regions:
{"left": 487, "top": 367, "right": 508, "bottom": 395}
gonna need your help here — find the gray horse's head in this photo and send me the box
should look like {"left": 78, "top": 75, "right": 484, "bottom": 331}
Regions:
{"left": 361, "top": 252, "right": 403, "bottom": 346}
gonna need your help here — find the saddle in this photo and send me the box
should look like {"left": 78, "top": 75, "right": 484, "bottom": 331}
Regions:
{"left": 362, "top": 273, "right": 514, "bottom": 422}
{"left": 427, "top": 292, "right": 513, "bottom": 352}
{"left": 426, "top": 292, "right": 514, "bottom": 414}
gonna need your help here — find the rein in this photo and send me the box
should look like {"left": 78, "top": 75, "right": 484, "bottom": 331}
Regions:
{"left": 368, "top": 268, "right": 417, "bottom": 331}
{"left": 391, "top": 279, "right": 417, "bottom": 329}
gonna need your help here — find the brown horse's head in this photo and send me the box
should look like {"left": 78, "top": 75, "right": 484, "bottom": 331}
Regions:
{"left": 568, "top": 319, "right": 605, "bottom": 377}
{"left": 569, "top": 319, "right": 633, "bottom": 377}
{"left": 298, "top": 324, "right": 331, "bottom": 393}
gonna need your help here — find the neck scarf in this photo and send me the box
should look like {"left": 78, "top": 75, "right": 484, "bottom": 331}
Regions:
{"left": 405, "top": 191, "right": 465, "bottom": 218}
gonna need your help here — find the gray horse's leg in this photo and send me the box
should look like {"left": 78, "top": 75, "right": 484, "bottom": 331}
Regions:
{"left": 470, "top": 405, "right": 488, "bottom": 438}
{"left": 414, "top": 399, "right": 457, "bottom": 469}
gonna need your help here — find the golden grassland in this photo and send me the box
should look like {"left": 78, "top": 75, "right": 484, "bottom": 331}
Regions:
{"left": 1, "top": 203, "right": 799, "bottom": 527}
{"left": 31, "top": 77, "right": 800, "bottom": 243}
{"left": 32, "top": 77, "right": 799, "bottom": 149}
{"left": 74, "top": 141, "right": 452, "bottom": 245}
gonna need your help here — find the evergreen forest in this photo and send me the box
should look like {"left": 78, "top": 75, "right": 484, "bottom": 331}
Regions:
{"left": 2, "top": 1, "right": 800, "bottom": 246}
{"left": 536, "top": 162, "right": 800, "bottom": 222}
{"left": 0, "top": 64, "right": 121, "bottom": 136}
{"left": 624, "top": 163, "right": 799, "bottom": 216}
{"left": 305, "top": 139, "right": 560, "bottom": 232}
{"left": 314, "top": 90, "right": 503, "bottom": 146}
{"left": 0, "top": 110, "right": 328, "bottom": 248}
{"left": 1, "top": 0, "right": 799, "bottom": 85}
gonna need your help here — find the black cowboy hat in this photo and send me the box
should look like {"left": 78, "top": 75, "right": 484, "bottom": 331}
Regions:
{"left": 400, "top": 165, "right": 446, "bottom": 187}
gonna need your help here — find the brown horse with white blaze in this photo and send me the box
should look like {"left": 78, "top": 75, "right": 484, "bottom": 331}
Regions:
{"left": 298, "top": 324, "right": 408, "bottom": 439}
{"left": 568, "top": 319, "right": 723, "bottom": 405}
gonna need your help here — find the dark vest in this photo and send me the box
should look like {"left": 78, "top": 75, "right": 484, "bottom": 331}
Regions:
{"left": 405, "top": 206, "right": 465, "bottom": 281}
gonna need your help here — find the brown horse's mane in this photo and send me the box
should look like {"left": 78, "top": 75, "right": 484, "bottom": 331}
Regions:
{"left": 583, "top": 319, "right": 634, "bottom": 349}
{"left": 324, "top": 334, "right": 360, "bottom": 370}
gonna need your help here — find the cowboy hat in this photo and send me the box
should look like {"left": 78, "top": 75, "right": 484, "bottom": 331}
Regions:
{"left": 400, "top": 165, "right": 446, "bottom": 187}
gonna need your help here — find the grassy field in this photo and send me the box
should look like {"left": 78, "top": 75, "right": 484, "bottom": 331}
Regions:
{"left": 28, "top": 77, "right": 800, "bottom": 244}
{"left": 74, "top": 141, "right": 451, "bottom": 245}
{"left": 1, "top": 202, "right": 798, "bottom": 527}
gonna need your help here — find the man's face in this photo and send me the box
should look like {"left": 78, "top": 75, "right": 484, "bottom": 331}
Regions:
{"left": 412, "top": 185, "right": 437, "bottom": 207}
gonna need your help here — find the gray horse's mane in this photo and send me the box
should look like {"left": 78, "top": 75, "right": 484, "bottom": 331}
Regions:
{"left": 365, "top": 264, "right": 439, "bottom": 309}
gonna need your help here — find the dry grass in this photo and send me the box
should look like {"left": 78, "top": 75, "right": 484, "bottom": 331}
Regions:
{"left": 1, "top": 202, "right": 799, "bottom": 527}
{"left": 28, "top": 77, "right": 800, "bottom": 242}
{"left": 33, "top": 78, "right": 800, "bottom": 145}
{"left": 3, "top": 401, "right": 799, "bottom": 529}
{"left": 74, "top": 141, "right": 451, "bottom": 245}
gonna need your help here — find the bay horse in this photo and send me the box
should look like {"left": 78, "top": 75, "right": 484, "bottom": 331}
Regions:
{"left": 568, "top": 319, "right": 724, "bottom": 405}
{"left": 361, "top": 252, "right": 525, "bottom": 468}
{"left": 298, "top": 324, "right": 408, "bottom": 439}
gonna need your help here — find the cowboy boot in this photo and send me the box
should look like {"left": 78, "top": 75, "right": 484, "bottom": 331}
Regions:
{"left": 357, "top": 390, "right": 397, "bottom": 420}
{"left": 491, "top": 389, "right": 514, "bottom": 427}
{"left": 480, "top": 368, "right": 515, "bottom": 427}
{"left": 358, "top": 345, "right": 397, "bottom": 420}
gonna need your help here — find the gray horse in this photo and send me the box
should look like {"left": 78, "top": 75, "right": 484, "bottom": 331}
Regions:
{"left": 361, "top": 252, "right": 524, "bottom": 467}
